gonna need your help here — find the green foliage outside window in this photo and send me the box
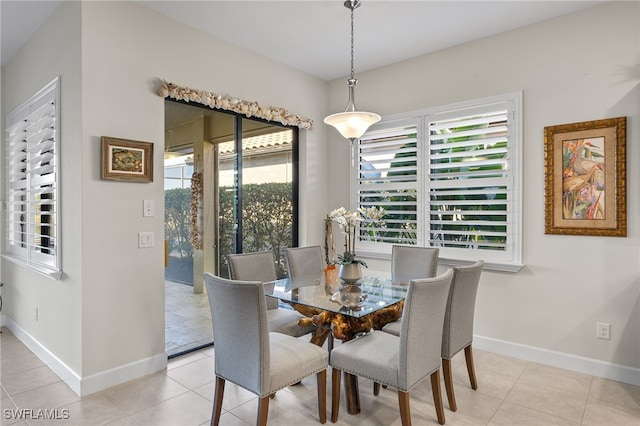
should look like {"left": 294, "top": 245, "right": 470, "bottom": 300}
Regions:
{"left": 165, "top": 182, "right": 293, "bottom": 279}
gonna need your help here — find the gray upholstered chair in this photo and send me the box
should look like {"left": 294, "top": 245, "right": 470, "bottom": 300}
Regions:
{"left": 330, "top": 269, "right": 453, "bottom": 426}
{"left": 440, "top": 260, "right": 484, "bottom": 412}
{"left": 203, "top": 273, "right": 328, "bottom": 426}
{"left": 285, "top": 245, "right": 324, "bottom": 288}
{"left": 391, "top": 245, "right": 440, "bottom": 285}
{"left": 375, "top": 245, "right": 440, "bottom": 341}
{"left": 371, "top": 245, "right": 440, "bottom": 395}
{"left": 227, "top": 251, "right": 315, "bottom": 338}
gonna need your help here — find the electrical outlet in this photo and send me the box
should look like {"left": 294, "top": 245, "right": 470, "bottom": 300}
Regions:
{"left": 596, "top": 322, "right": 610, "bottom": 340}
{"left": 34, "top": 307, "right": 39, "bottom": 321}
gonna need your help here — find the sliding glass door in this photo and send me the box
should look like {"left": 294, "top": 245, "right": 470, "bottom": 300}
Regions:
{"left": 164, "top": 100, "right": 298, "bottom": 356}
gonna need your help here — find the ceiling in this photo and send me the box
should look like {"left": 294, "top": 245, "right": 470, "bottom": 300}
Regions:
{"left": 1, "top": 0, "right": 606, "bottom": 81}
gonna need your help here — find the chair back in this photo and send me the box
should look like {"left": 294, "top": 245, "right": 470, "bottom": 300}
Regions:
{"left": 442, "top": 260, "right": 484, "bottom": 359}
{"left": 285, "top": 246, "right": 323, "bottom": 288}
{"left": 227, "top": 251, "right": 279, "bottom": 310}
{"left": 203, "top": 273, "right": 270, "bottom": 395}
{"left": 391, "top": 245, "right": 440, "bottom": 285}
{"left": 398, "top": 269, "right": 453, "bottom": 390}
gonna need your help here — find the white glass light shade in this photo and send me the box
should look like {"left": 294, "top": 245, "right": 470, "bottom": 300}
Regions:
{"left": 324, "top": 111, "right": 381, "bottom": 140}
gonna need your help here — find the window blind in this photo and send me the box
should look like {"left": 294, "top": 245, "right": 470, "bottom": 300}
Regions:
{"left": 5, "top": 77, "right": 61, "bottom": 277}
{"left": 356, "top": 118, "right": 420, "bottom": 246}
{"left": 354, "top": 93, "right": 522, "bottom": 270}
{"left": 427, "top": 105, "right": 511, "bottom": 252}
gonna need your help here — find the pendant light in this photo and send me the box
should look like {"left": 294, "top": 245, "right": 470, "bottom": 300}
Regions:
{"left": 324, "top": 0, "right": 380, "bottom": 142}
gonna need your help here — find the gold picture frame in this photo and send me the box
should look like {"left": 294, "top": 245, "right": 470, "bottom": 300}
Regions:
{"left": 101, "top": 136, "right": 154, "bottom": 182}
{"left": 544, "top": 117, "right": 626, "bottom": 236}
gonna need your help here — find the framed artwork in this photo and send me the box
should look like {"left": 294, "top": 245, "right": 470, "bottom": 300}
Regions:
{"left": 544, "top": 117, "right": 626, "bottom": 236}
{"left": 101, "top": 136, "right": 154, "bottom": 182}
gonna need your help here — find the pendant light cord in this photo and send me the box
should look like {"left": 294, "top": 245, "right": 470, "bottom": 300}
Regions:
{"left": 350, "top": 3, "right": 355, "bottom": 80}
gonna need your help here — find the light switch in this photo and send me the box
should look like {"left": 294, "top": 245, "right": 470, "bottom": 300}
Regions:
{"left": 138, "top": 232, "right": 154, "bottom": 248}
{"left": 143, "top": 200, "right": 154, "bottom": 217}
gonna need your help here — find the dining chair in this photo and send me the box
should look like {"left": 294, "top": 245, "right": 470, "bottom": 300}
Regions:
{"left": 203, "top": 273, "right": 328, "bottom": 426}
{"left": 227, "top": 251, "right": 315, "bottom": 337}
{"left": 285, "top": 245, "right": 324, "bottom": 288}
{"left": 330, "top": 269, "right": 453, "bottom": 426}
{"left": 371, "top": 245, "right": 440, "bottom": 395}
{"left": 382, "top": 260, "right": 484, "bottom": 412}
{"left": 440, "top": 260, "right": 484, "bottom": 412}
{"left": 391, "top": 245, "right": 440, "bottom": 285}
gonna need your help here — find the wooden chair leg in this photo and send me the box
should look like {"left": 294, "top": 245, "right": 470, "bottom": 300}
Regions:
{"left": 442, "top": 358, "right": 457, "bottom": 411}
{"left": 331, "top": 367, "right": 341, "bottom": 423}
{"left": 430, "top": 370, "right": 446, "bottom": 425}
{"left": 373, "top": 382, "right": 380, "bottom": 396}
{"left": 464, "top": 344, "right": 478, "bottom": 390}
{"left": 398, "top": 390, "right": 411, "bottom": 426}
{"left": 257, "top": 395, "right": 270, "bottom": 426}
{"left": 211, "top": 376, "right": 225, "bottom": 426}
{"left": 317, "top": 370, "right": 327, "bottom": 424}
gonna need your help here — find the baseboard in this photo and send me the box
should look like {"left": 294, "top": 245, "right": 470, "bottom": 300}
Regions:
{"left": 79, "top": 352, "right": 168, "bottom": 396}
{"left": 5, "top": 318, "right": 82, "bottom": 395}
{"left": 474, "top": 335, "right": 640, "bottom": 387}
{"left": 4, "top": 318, "right": 168, "bottom": 396}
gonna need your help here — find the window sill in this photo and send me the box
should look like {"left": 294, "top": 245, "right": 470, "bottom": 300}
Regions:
{"left": 2, "top": 255, "right": 63, "bottom": 280}
{"left": 357, "top": 249, "right": 524, "bottom": 273}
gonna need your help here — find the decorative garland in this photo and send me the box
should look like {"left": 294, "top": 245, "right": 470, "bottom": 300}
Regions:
{"left": 157, "top": 80, "right": 313, "bottom": 129}
{"left": 190, "top": 171, "right": 203, "bottom": 250}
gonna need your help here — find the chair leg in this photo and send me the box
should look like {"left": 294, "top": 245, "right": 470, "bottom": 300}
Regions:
{"left": 442, "top": 358, "right": 457, "bottom": 412}
{"left": 430, "top": 370, "right": 446, "bottom": 425}
{"left": 373, "top": 382, "right": 380, "bottom": 396}
{"left": 211, "top": 376, "right": 225, "bottom": 426}
{"left": 464, "top": 344, "right": 478, "bottom": 390}
{"left": 257, "top": 395, "right": 270, "bottom": 426}
{"left": 317, "top": 370, "right": 327, "bottom": 424}
{"left": 331, "top": 367, "right": 341, "bottom": 423}
{"left": 398, "top": 390, "right": 411, "bottom": 426}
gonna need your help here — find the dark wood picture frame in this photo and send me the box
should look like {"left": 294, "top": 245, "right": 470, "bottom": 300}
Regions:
{"left": 544, "top": 117, "right": 626, "bottom": 237}
{"left": 101, "top": 136, "right": 154, "bottom": 182}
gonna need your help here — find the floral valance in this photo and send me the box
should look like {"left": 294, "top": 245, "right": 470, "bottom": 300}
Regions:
{"left": 157, "top": 79, "right": 313, "bottom": 129}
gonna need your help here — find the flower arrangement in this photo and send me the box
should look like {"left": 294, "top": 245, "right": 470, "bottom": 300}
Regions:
{"left": 328, "top": 206, "right": 385, "bottom": 267}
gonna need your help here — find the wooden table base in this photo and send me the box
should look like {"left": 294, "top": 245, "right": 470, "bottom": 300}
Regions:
{"left": 291, "top": 300, "right": 404, "bottom": 415}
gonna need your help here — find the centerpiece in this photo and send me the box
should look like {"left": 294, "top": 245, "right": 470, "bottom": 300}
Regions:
{"left": 327, "top": 206, "right": 385, "bottom": 284}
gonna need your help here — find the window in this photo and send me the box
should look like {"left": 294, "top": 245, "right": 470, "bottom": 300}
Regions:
{"left": 354, "top": 92, "right": 523, "bottom": 271}
{"left": 4, "top": 77, "right": 61, "bottom": 279}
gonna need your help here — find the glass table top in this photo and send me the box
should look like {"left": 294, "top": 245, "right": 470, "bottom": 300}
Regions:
{"left": 264, "top": 274, "right": 408, "bottom": 318}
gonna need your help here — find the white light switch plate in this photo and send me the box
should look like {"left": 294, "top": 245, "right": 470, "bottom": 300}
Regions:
{"left": 138, "top": 232, "right": 154, "bottom": 248}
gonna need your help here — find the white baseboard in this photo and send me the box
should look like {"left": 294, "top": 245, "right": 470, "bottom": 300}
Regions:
{"left": 79, "top": 352, "right": 167, "bottom": 396}
{"left": 4, "top": 318, "right": 168, "bottom": 396}
{"left": 474, "top": 335, "right": 640, "bottom": 387}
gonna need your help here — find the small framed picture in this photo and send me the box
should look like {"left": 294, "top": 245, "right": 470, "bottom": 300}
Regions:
{"left": 544, "top": 117, "right": 626, "bottom": 237}
{"left": 101, "top": 136, "right": 154, "bottom": 182}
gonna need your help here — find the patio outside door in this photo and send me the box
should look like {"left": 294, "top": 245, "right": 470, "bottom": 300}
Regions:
{"left": 164, "top": 101, "right": 297, "bottom": 356}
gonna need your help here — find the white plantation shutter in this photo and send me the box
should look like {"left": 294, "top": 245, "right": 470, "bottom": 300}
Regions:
{"left": 355, "top": 93, "right": 522, "bottom": 271}
{"left": 356, "top": 118, "right": 421, "bottom": 247}
{"left": 4, "top": 77, "right": 61, "bottom": 278}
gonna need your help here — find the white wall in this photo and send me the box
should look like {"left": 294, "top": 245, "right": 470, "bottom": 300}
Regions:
{"left": 1, "top": 1, "right": 84, "bottom": 376}
{"left": 1, "top": 0, "right": 330, "bottom": 394}
{"left": 78, "top": 0, "right": 330, "bottom": 382}
{"left": 328, "top": 1, "right": 639, "bottom": 377}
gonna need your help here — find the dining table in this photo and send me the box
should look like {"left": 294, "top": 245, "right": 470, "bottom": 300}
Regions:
{"left": 264, "top": 269, "right": 408, "bottom": 415}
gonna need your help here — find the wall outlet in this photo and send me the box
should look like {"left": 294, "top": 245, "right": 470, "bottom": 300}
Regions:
{"left": 596, "top": 322, "right": 610, "bottom": 340}
{"left": 34, "top": 307, "right": 39, "bottom": 321}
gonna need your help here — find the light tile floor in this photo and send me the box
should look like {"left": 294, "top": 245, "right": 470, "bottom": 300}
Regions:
{"left": 1, "top": 327, "right": 638, "bottom": 426}
{"left": 165, "top": 280, "right": 212, "bottom": 357}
